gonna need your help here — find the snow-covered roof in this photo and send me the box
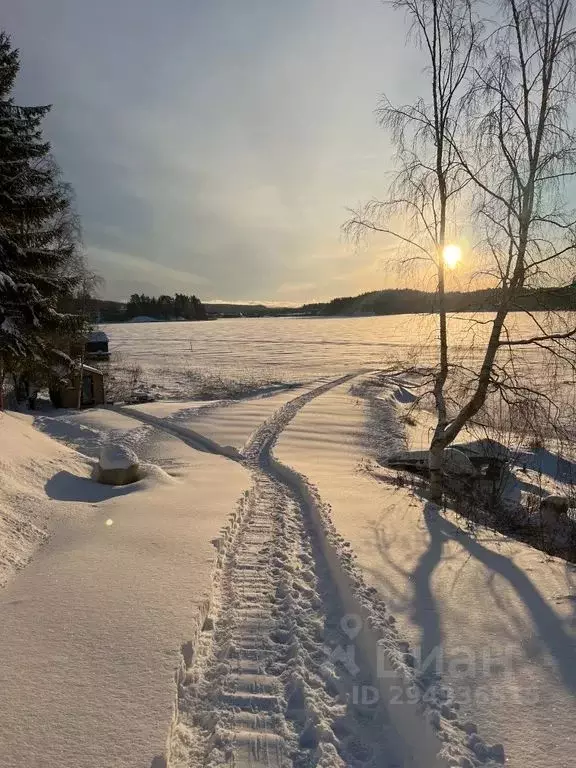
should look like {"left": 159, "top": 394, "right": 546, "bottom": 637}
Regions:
{"left": 88, "top": 330, "right": 109, "bottom": 342}
{"left": 81, "top": 364, "right": 104, "bottom": 376}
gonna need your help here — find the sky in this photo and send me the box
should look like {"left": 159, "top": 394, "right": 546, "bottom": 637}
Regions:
{"left": 5, "top": 0, "right": 428, "bottom": 304}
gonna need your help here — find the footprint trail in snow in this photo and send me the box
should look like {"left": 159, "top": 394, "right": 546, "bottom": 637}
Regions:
{"left": 170, "top": 374, "right": 405, "bottom": 767}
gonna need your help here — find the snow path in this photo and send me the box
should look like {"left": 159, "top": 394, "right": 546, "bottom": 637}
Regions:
{"left": 173, "top": 468, "right": 413, "bottom": 768}
{"left": 242, "top": 373, "right": 362, "bottom": 462}
{"left": 13, "top": 375, "right": 501, "bottom": 767}
{"left": 167, "top": 373, "right": 453, "bottom": 768}
{"left": 124, "top": 384, "right": 321, "bottom": 452}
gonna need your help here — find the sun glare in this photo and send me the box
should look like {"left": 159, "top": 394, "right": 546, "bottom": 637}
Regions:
{"left": 443, "top": 244, "right": 462, "bottom": 270}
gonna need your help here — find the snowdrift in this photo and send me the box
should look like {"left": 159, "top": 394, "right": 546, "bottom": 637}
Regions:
{"left": 0, "top": 411, "right": 92, "bottom": 587}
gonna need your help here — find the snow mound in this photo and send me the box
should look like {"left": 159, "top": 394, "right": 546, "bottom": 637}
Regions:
{"left": 393, "top": 384, "right": 417, "bottom": 404}
{"left": 99, "top": 444, "right": 139, "bottom": 471}
{"left": 443, "top": 447, "right": 476, "bottom": 476}
{"left": 139, "top": 462, "right": 177, "bottom": 485}
{"left": 97, "top": 444, "right": 140, "bottom": 485}
{"left": 385, "top": 448, "right": 476, "bottom": 477}
{"left": 0, "top": 422, "right": 251, "bottom": 768}
{"left": 541, "top": 494, "right": 569, "bottom": 515}
{"left": 454, "top": 438, "right": 510, "bottom": 462}
{"left": 386, "top": 449, "right": 429, "bottom": 471}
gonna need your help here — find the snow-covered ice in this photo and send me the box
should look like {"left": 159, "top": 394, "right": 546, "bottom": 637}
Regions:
{"left": 101, "top": 314, "right": 576, "bottom": 409}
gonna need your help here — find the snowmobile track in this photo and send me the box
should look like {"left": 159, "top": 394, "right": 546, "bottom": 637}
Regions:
{"left": 168, "top": 373, "right": 411, "bottom": 767}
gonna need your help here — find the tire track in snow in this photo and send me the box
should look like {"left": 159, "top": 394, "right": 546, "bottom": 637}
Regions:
{"left": 110, "top": 405, "right": 243, "bottom": 461}
{"left": 169, "top": 372, "right": 413, "bottom": 767}
{"left": 241, "top": 372, "right": 362, "bottom": 462}
{"left": 109, "top": 376, "right": 496, "bottom": 767}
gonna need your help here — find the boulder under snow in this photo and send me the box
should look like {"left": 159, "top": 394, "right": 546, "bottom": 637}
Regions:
{"left": 96, "top": 444, "right": 140, "bottom": 486}
{"left": 540, "top": 494, "right": 570, "bottom": 528}
{"left": 385, "top": 447, "right": 476, "bottom": 477}
{"left": 443, "top": 447, "right": 477, "bottom": 477}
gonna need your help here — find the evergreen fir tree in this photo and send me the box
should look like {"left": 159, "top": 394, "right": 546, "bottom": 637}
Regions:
{"left": 0, "top": 31, "right": 86, "bottom": 392}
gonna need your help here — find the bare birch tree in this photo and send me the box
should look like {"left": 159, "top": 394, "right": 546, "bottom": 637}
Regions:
{"left": 348, "top": 0, "right": 576, "bottom": 501}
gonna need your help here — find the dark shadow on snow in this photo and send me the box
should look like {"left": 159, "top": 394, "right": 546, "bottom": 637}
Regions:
{"left": 45, "top": 470, "right": 138, "bottom": 503}
{"left": 409, "top": 502, "right": 447, "bottom": 676}
{"left": 34, "top": 413, "right": 104, "bottom": 460}
{"left": 365, "top": 491, "right": 576, "bottom": 695}
{"left": 516, "top": 448, "right": 576, "bottom": 485}
{"left": 415, "top": 502, "right": 576, "bottom": 696}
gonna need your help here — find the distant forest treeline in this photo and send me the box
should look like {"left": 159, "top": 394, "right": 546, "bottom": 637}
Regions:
{"left": 86, "top": 294, "right": 209, "bottom": 322}
{"left": 91, "top": 285, "right": 576, "bottom": 322}
{"left": 303, "top": 285, "right": 576, "bottom": 316}
{"left": 125, "top": 293, "right": 208, "bottom": 321}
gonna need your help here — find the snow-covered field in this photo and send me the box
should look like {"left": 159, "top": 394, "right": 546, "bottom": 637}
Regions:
{"left": 102, "top": 316, "right": 421, "bottom": 396}
{"left": 2, "top": 315, "right": 576, "bottom": 767}
{"left": 102, "top": 313, "right": 576, "bottom": 402}
{"left": 0, "top": 411, "right": 92, "bottom": 587}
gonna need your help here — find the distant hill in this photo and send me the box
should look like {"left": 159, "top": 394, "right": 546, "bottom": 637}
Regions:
{"left": 204, "top": 303, "right": 281, "bottom": 317}
{"left": 87, "top": 299, "right": 296, "bottom": 322}
{"left": 303, "top": 285, "right": 576, "bottom": 316}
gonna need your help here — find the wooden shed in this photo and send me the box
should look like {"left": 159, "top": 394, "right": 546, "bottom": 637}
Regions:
{"left": 49, "top": 364, "right": 105, "bottom": 409}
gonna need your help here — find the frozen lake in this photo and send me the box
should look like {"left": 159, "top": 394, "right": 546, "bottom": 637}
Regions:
{"left": 102, "top": 312, "right": 575, "bottom": 401}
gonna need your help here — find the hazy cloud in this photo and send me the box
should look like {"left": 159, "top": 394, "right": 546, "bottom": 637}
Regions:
{"left": 5, "top": 0, "right": 426, "bottom": 303}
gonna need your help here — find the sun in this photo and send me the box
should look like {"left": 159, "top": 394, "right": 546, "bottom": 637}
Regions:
{"left": 443, "top": 244, "right": 462, "bottom": 270}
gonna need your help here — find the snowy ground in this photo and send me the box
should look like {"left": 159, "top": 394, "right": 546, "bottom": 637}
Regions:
{"left": 120, "top": 380, "right": 327, "bottom": 450}
{"left": 0, "top": 411, "right": 92, "bottom": 587}
{"left": 2, "top": 362, "right": 575, "bottom": 767}
{"left": 0, "top": 410, "right": 249, "bottom": 768}
{"left": 275, "top": 376, "right": 576, "bottom": 768}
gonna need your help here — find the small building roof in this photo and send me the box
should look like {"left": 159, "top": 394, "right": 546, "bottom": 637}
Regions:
{"left": 128, "top": 315, "right": 160, "bottom": 323}
{"left": 81, "top": 364, "right": 104, "bottom": 377}
{"left": 88, "top": 330, "right": 109, "bottom": 342}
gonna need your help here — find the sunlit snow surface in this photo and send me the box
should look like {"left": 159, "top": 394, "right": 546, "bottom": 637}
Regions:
{"left": 102, "top": 314, "right": 481, "bottom": 388}
{"left": 103, "top": 313, "right": 576, "bottom": 423}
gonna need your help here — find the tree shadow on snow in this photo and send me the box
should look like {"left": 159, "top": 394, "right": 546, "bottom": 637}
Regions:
{"left": 45, "top": 470, "right": 138, "bottom": 503}
{"left": 34, "top": 413, "right": 103, "bottom": 460}
{"left": 498, "top": 467, "right": 549, "bottom": 507}
{"left": 409, "top": 502, "right": 448, "bottom": 670}
{"left": 418, "top": 501, "right": 576, "bottom": 696}
{"left": 516, "top": 447, "right": 576, "bottom": 485}
{"left": 364, "top": 501, "right": 454, "bottom": 671}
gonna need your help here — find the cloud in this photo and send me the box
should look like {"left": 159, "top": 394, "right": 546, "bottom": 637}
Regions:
{"left": 88, "top": 248, "right": 211, "bottom": 301}
{"left": 276, "top": 282, "right": 317, "bottom": 294}
{"left": 5, "top": 0, "right": 427, "bottom": 303}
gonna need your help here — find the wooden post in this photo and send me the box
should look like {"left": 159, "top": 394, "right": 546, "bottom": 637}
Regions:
{"left": 77, "top": 352, "right": 84, "bottom": 409}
